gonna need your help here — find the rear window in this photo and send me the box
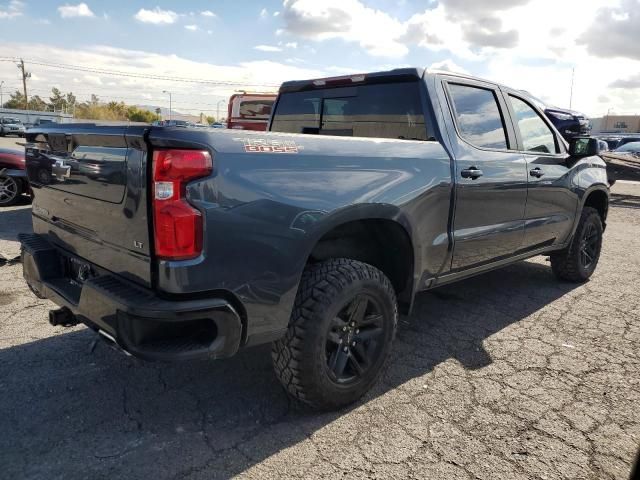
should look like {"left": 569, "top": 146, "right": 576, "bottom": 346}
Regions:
{"left": 237, "top": 99, "right": 274, "bottom": 120}
{"left": 447, "top": 83, "right": 508, "bottom": 150}
{"left": 270, "top": 82, "right": 428, "bottom": 141}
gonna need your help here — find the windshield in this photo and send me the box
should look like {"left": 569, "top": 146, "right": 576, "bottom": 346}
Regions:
{"left": 615, "top": 142, "right": 640, "bottom": 152}
{"left": 2, "top": 118, "right": 22, "bottom": 124}
{"left": 236, "top": 99, "right": 274, "bottom": 120}
{"left": 271, "top": 81, "right": 429, "bottom": 141}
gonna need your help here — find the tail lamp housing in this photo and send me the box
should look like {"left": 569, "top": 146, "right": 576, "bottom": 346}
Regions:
{"left": 152, "top": 149, "right": 212, "bottom": 260}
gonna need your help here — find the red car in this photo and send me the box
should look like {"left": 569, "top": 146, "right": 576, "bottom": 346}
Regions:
{"left": 0, "top": 147, "right": 29, "bottom": 206}
{"left": 227, "top": 93, "right": 277, "bottom": 131}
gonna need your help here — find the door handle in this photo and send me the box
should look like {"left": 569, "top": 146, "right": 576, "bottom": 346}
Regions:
{"left": 461, "top": 166, "right": 483, "bottom": 179}
{"left": 529, "top": 167, "right": 545, "bottom": 178}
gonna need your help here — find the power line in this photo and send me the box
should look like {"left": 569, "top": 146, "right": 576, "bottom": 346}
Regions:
{"left": 0, "top": 56, "right": 281, "bottom": 87}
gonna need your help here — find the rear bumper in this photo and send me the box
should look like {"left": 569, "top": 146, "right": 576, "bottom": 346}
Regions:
{"left": 18, "top": 233, "right": 243, "bottom": 361}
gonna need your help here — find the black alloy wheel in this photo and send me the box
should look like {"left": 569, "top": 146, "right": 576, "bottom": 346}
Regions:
{"left": 325, "top": 294, "right": 385, "bottom": 385}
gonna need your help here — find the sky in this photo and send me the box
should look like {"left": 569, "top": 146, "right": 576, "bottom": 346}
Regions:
{"left": 0, "top": 0, "right": 639, "bottom": 118}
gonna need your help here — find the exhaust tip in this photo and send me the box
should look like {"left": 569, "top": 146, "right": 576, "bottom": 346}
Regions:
{"left": 48, "top": 307, "right": 77, "bottom": 327}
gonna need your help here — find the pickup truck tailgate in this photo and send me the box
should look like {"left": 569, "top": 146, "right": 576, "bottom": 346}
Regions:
{"left": 24, "top": 126, "right": 152, "bottom": 287}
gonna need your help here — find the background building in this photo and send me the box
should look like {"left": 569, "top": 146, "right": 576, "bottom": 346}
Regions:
{"left": 591, "top": 115, "right": 640, "bottom": 133}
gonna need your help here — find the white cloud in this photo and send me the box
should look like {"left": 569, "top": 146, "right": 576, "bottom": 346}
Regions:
{"left": 58, "top": 3, "right": 95, "bottom": 18}
{"left": 254, "top": 45, "right": 283, "bottom": 52}
{"left": 281, "top": 0, "right": 408, "bottom": 57}
{"left": 201, "top": 10, "right": 216, "bottom": 18}
{"left": 0, "top": 0, "right": 24, "bottom": 19}
{"left": 134, "top": 7, "right": 178, "bottom": 25}
{"left": 273, "top": 11, "right": 280, "bottom": 17}
{"left": 260, "top": 8, "right": 268, "bottom": 18}
{"left": 0, "top": 42, "right": 324, "bottom": 114}
{"left": 185, "top": 24, "right": 198, "bottom": 31}
{"left": 285, "top": 42, "right": 298, "bottom": 49}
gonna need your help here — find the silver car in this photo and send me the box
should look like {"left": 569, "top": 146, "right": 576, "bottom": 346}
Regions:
{"left": 0, "top": 117, "right": 26, "bottom": 137}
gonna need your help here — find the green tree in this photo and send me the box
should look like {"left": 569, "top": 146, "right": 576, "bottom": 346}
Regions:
{"left": 126, "top": 106, "right": 156, "bottom": 123}
{"left": 206, "top": 115, "right": 215, "bottom": 125}
{"left": 4, "top": 90, "right": 26, "bottom": 109}
{"left": 28, "top": 95, "right": 49, "bottom": 111}
{"left": 49, "top": 87, "right": 66, "bottom": 112}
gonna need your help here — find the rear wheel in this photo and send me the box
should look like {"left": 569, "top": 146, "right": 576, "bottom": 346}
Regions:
{"left": 272, "top": 259, "right": 397, "bottom": 410}
{"left": 0, "top": 176, "right": 20, "bottom": 206}
{"left": 550, "top": 206, "right": 603, "bottom": 282}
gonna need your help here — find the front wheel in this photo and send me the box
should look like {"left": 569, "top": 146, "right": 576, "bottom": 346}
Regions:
{"left": 0, "top": 176, "right": 20, "bottom": 206}
{"left": 550, "top": 206, "right": 603, "bottom": 282}
{"left": 272, "top": 259, "right": 398, "bottom": 410}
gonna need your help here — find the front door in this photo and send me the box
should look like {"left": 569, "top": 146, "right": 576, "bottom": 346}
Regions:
{"left": 504, "top": 93, "right": 579, "bottom": 250}
{"left": 444, "top": 81, "right": 528, "bottom": 271}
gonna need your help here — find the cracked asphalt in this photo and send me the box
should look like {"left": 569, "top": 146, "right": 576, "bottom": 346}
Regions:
{"left": 0, "top": 179, "right": 638, "bottom": 479}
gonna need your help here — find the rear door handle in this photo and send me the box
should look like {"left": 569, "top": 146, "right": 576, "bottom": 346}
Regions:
{"left": 529, "top": 167, "right": 545, "bottom": 178}
{"left": 461, "top": 167, "right": 483, "bottom": 179}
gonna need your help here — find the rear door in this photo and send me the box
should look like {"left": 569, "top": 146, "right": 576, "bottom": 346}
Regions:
{"left": 25, "top": 126, "right": 152, "bottom": 286}
{"left": 502, "top": 92, "right": 578, "bottom": 249}
{"left": 442, "top": 78, "right": 528, "bottom": 270}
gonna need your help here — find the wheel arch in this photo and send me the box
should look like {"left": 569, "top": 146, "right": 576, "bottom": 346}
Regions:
{"left": 303, "top": 204, "right": 419, "bottom": 314}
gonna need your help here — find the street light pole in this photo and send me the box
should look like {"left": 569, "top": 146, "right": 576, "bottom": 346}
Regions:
{"left": 0, "top": 81, "right": 4, "bottom": 108}
{"left": 216, "top": 99, "right": 226, "bottom": 123}
{"left": 163, "top": 90, "right": 172, "bottom": 121}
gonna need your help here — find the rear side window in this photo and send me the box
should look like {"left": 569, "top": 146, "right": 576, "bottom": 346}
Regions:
{"left": 270, "top": 82, "right": 428, "bottom": 141}
{"left": 509, "top": 95, "right": 558, "bottom": 154}
{"left": 447, "top": 83, "right": 508, "bottom": 150}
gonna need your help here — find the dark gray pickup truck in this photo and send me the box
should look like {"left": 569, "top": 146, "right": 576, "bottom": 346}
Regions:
{"left": 20, "top": 68, "right": 609, "bottom": 409}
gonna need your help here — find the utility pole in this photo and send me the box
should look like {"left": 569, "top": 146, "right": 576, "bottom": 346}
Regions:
{"left": 569, "top": 67, "right": 575, "bottom": 110}
{"left": 17, "top": 58, "right": 31, "bottom": 110}
{"left": 0, "top": 80, "right": 4, "bottom": 108}
{"left": 163, "top": 90, "right": 172, "bottom": 121}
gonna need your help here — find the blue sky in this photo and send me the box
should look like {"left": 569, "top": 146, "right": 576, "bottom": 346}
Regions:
{"left": 0, "top": 0, "right": 639, "bottom": 117}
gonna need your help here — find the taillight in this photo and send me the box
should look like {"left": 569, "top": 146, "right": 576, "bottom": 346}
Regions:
{"left": 152, "top": 149, "right": 212, "bottom": 260}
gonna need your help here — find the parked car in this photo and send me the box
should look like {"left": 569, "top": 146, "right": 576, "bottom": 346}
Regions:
{"left": 600, "top": 141, "right": 640, "bottom": 183}
{"left": 0, "top": 147, "right": 28, "bottom": 206}
{"left": 0, "top": 117, "right": 26, "bottom": 137}
{"left": 616, "top": 136, "right": 640, "bottom": 148}
{"left": 544, "top": 107, "right": 591, "bottom": 140}
{"left": 20, "top": 68, "right": 609, "bottom": 410}
{"left": 519, "top": 93, "right": 590, "bottom": 141}
{"left": 211, "top": 122, "right": 225, "bottom": 129}
{"left": 227, "top": 93, "right": 276, "bottom": 131}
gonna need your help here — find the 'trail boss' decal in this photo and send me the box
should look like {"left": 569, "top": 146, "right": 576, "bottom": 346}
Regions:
{"left": 235, "top": 138, "right": 300, "bottom": 153}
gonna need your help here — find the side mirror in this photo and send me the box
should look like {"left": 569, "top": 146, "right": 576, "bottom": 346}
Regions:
{"left": 569, "top": 137, "right": 599, "bottom": 157}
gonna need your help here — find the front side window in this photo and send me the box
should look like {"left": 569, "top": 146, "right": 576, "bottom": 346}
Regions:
{"left": 270, "top": 81, "right": 428, "bottom": 141}
{"left": 509, "top": 96, "right": 558, "bottom": 154}
{"left": 447, "top": 83, "right": 508, "bottom": 150}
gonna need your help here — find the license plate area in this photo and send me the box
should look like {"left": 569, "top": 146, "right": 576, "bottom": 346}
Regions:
{"left": 65, "top": 256, "right": 94, "bottom": 286}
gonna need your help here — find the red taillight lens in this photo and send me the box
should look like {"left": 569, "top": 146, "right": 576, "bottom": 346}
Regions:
{"left": 152, "top": 149, "right": 212, "bottom": 260}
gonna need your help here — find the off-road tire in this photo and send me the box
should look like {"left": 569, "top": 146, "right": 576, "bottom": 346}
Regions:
{"left": 272, "top": 258, "right": 398, "bottom": 410}
{"left": 550, "top": 206, "right": 603, "bottom": 282}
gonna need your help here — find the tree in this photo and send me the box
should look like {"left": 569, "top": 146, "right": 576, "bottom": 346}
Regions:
{"left": 28, "top": 95, "right": 48, "bottom": 111}
{"left": 66, "top": 92, "right": 76, "bottom": 112}
{"left": 3, "top": 90, "right": 26, "bottom": 109}
{"left": 126, "top": 106, "right": 156, "bottom": 123}
{"left": 205, "top": 115, "right": 215, "bottom": 125}
{"left": 49, "top": 87, "right": 66, "bottom": 112}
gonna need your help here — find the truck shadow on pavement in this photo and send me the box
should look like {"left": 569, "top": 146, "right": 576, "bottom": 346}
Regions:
{"left": 0, "top": 260, "right": 581, "bottom": 479}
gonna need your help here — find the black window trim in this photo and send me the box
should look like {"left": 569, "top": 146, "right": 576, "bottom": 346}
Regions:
{"left": 500, "top": 89, "right": 567, "bottom": 157}
{"left": 441, "top": 77, "right": 517, "bottom": 154}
